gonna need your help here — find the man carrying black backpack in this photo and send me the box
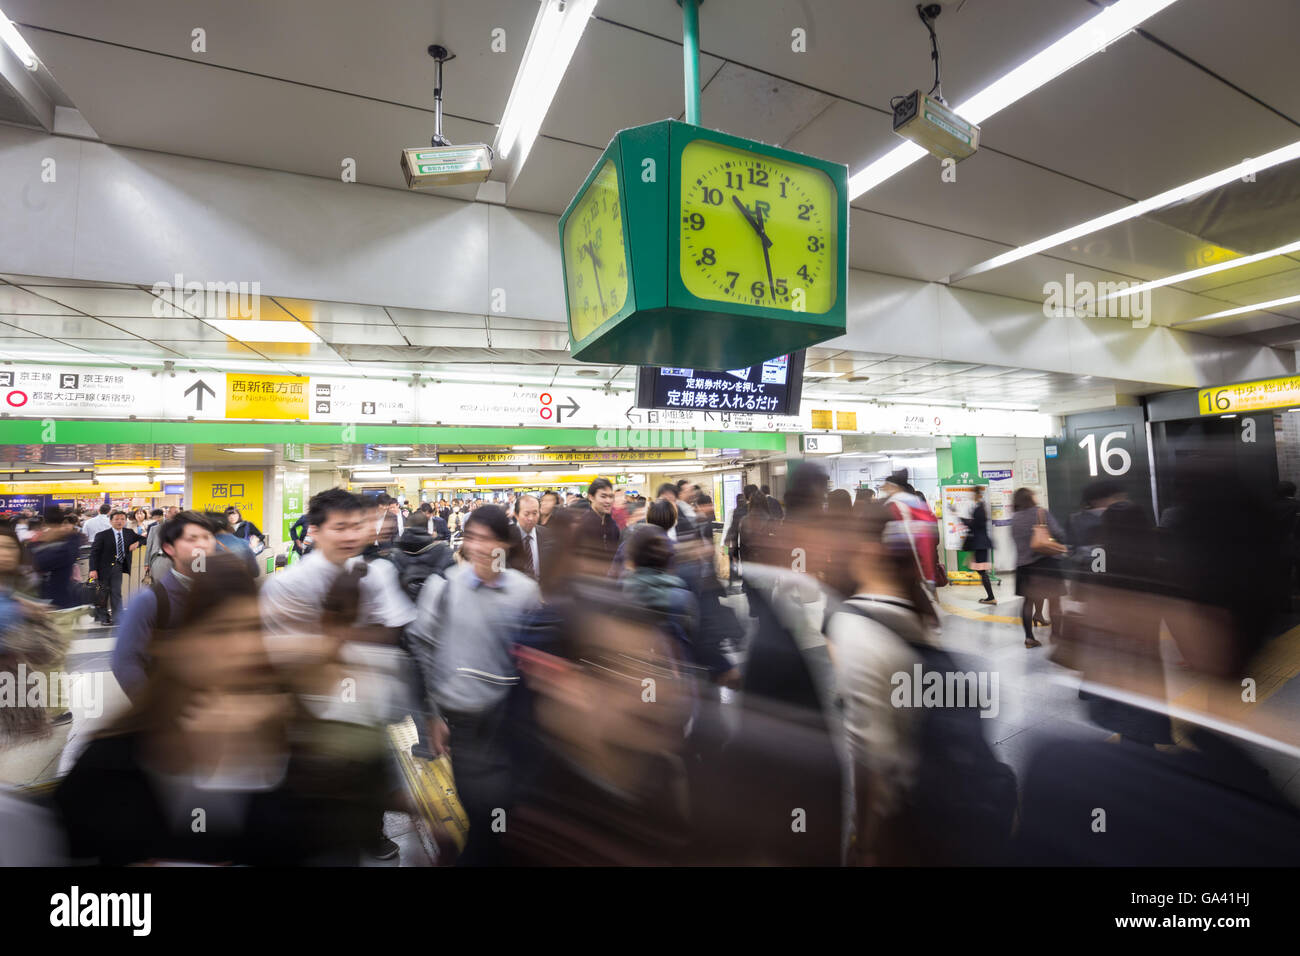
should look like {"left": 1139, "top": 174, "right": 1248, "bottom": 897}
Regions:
{"left": 379, "top": 511, "right": 455, "bottom": 602}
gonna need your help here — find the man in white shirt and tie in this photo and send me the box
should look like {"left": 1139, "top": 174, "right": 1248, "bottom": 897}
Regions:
{"left": 508, "top": 494, "right": 546, "bottom": 581}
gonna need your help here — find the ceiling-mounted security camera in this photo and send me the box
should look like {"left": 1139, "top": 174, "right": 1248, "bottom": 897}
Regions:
{"left": 890, "top": 4, "right": 980, "bottom": 163}
{"left": 400, "top": 45, "right": 494, "bottom": 188}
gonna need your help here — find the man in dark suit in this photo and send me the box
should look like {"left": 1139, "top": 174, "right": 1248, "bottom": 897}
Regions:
{"left": 508, "top": 493, "right": 549, "bottom": 582}
{"left": 89, "top": 510, "right": 142, "bottom": 624}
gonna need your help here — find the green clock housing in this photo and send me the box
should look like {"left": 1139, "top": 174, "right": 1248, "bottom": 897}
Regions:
{"left": 558, "top": 119, "right": 848, "bottom": 369}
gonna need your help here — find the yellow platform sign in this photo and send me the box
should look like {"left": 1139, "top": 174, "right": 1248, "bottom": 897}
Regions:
{"left": 1198, "top": 375, "right": 1300, "bottom": 415}
{"left": 227, "top": 374, "right": 309, "bottom": 419}
{"left": 437, "top": 451, "right": 691, "bottom": 465}
{"left": 192, "top": 470, "right": 263, "bottom": 529}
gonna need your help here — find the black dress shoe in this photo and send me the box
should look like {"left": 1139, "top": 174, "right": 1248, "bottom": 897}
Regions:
{"left": 370, "top": 835, "right": 400, "bottom": 860}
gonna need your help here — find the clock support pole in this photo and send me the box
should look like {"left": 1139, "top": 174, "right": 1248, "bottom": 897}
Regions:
{"left": 678, "top": 0, "right": 703, "bottom": 125}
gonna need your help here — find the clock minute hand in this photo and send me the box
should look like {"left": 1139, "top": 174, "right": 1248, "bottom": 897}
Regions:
{"left": 584, "top": 242, "right": 605, "bottom": 311}
{"left": 755, "top": 205, "right": 777, "bottom": 300}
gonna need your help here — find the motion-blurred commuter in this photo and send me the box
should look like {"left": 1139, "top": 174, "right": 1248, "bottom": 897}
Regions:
{"left": 56, "top": 554, "right": 387, "bottom": 865}
{"left": 408, "top": 504, "right": 539, "bottom": 865}
{"left": 827, "top": 503, "right": 1016, "bottom": 865}
{"left": 28, "top": 507, "right": 83, "bottom": 609}
{"left": 961, "top": 485, "right": 996, "bottom": 604}
{"left": 880, "top": 469, "right": 940, "bottom": 590}
{"left": 112, "top": 511, "right": 219, "bottom": 703}
{"left": 538, "top": 491, "right": 560, "bottom": 526}
{"left": 1019, "top": 470, "right": 1300, "bottom": 864}
{"left": 1010, "top": 487, "right": 1066, "bottom": 648}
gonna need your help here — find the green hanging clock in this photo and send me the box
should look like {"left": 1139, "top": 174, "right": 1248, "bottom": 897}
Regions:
{"left": 558, "top": 119, "right": 848, "bottom": 370}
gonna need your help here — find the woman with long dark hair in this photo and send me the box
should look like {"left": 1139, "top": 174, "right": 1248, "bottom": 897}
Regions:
{"left": 1010, "top": 487, "right": 1066, "bottom": 648}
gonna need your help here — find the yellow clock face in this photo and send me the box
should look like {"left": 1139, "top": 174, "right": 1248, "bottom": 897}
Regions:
{"left": 679, "top": 139, "right": 837, "bottom": 313}
{"left": 563, "top": 159, "right": 629, "bottom": 341}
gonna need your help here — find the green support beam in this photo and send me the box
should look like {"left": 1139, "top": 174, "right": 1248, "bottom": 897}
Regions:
{"left": 0, "top": 419, "right": 788, "bottom": 451}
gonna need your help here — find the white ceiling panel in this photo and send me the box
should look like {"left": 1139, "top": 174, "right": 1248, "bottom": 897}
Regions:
{"left": 541, "top": 16, "right": 724, "bottom": 147}
{"left": 7, "top": 0, "right": 535, "bottom": 129}
{"left": 21, "top": 31, "right": 496, "bottom": 195}
{"left": 698, "top": 63, "right": 838, "bottom": 147}
{"left": 982, "top": 31, "right": 1299, "bottom": 200}
{"left": 310, "top": 322, "right": 408, "bottom": 346}
{"left": 0, "top": 314, "right": 145, "bottom": 338}
{"left": 27, "top": 286, "right": 172, "bottom": 316}
{"left": 1143, "top": 0, "right": 1300, "bottom": 122}
{"left": 848, "top": 207, "right": 1008, "bottom": 282}
{"left": 506, "top": 136, "right": 605, "bottom": 215}
{"left": 0, "top": 286, "right": 79, "bottom": 315}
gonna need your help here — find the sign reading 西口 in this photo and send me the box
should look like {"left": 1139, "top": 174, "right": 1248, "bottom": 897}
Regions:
{"left": 0, "top": 363, "right": 1056, "bottom": 438}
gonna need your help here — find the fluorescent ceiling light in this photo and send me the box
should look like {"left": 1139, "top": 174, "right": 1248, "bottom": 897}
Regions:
{"left": 1099, "top": 238, "right": 1300, "bottom": 302}
{"left": 496, "top": 0, "right": 597, "bottom": 170}
{"left": 206, "top": 319, "right": 322, "bottom": 344}
{"left": 404, "top": 457, "right": 439, "bottom": 462}
{"left": 849, "top": 0, "right": 1183, "bottom": 199}
{"left": 952, "top": 136, "right": 1300, "bottom": 283}
{"left": 512, "top": 445, "right": 547, "bottom": 450}
{"left": 878, "top": 395, "right": 964, "bottom": 407}
{"left": 970, "top": 401, "right": 1041, "bottom": 411}
{"left": 289, "top": 458, "right": 329, "bottom": 463}
{"left": 221, "top": 447, "right": 272, "bottom": 453}
{"left": 0, "top": 8, "right": 38, "bottom": 69}
{"left": 7, "top": 478, "right": 95, "bottom": 485}
{"left": 374, "top": 445, "right": 414, "bottom": 451}
{"left": 1172, "top": 292, "right": 1300, "bottom": 327}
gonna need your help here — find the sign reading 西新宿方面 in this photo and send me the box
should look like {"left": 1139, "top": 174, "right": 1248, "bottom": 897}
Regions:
{"left": 0, "top": 363, "right": 1057, "bottom": 438}
{"left": 1198, "top": 375, "right": 1300, "bottom": 415}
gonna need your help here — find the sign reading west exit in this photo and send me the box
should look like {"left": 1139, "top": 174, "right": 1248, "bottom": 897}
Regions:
{"left": 558, "top": 119, "right": 848, "bottom": 370}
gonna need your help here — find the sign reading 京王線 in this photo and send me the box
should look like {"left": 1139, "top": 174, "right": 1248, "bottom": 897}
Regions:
{"left": 192, "top": 471, "right": 264, "bottom": 533}
{"left": 1198, "top": 374, "right": 1300, "bottom": 415}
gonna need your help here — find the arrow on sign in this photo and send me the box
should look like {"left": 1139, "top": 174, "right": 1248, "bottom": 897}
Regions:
{"left": 184, "top": 379, "right": 216, "bottom": 411}
{"left": 625, "top": 406, "right": 641, "bottom": 424}
{"left": 556, "top": 396, "right": 581, "bottom": 423}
